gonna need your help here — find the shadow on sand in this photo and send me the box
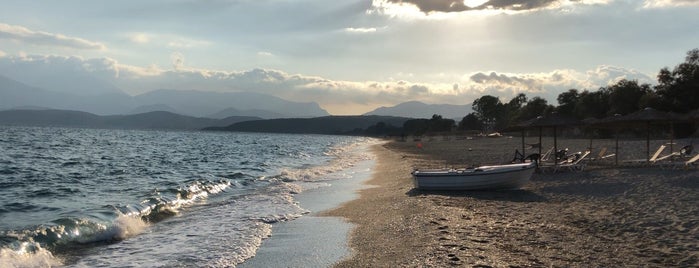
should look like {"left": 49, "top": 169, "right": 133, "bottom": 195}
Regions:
{"left": 406, "top": 188, "right": 548, "bottom": 203}
{"left": 541, "top": 182, "right": 631, "bottom": 198}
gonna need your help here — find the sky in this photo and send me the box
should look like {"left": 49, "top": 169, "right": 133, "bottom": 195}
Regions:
{"left": 0, "top": 0, "right": 698, "bottom": 115}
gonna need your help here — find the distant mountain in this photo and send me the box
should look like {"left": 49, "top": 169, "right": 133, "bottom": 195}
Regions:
{"left": 0, "top": 74, "right": 330, "bottom": 118}
{"left": 0, "top": 109, "right": 103, "bottom": 127}
{"left": 133, "top": 89, "right": 329, "bottom": 118}
{"left": 364, "top": 101, "right": 472, "bottom": 120}
{"left": 0, "top": 109, "right": 260, "bottom": 130}
{"left": 0, "top": 74, "right": 134, "bottom": 115}
{"left": 207, "top": 115, "right": 411, "bottom": 135}
{"left": 0, "top": 74, "right": 75, "bottom": 111}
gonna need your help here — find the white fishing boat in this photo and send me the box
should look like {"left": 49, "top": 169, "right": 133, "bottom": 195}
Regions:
{"left": 412, "top": 162, "right": 536, "bottom": 190}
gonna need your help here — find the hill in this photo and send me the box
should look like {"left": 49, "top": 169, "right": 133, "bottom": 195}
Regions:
{"left": 364, "top": 101, "right": 472, "bottom": 120}
{"left": 0, "top": 109, "right": 259, "bottom": 130}
{"left": 132, "top": 89, "right": 329, "bottom": 118}
{"left": 0, "top": 74, "right": 330, "bottom": 118}
{"left": 206, "top": 115, "right": 411, "bottom": 135}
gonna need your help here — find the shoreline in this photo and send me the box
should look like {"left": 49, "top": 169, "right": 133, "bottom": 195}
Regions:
{"left": 239, "top": 148, "right": 376, "bottom": 267}
{"left": 328, "top": 138, "right": 699, "bottom": 267}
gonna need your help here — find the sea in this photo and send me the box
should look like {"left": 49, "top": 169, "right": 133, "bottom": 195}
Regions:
{"left": 0, "top": 125, "right": 376, "bottom": 267}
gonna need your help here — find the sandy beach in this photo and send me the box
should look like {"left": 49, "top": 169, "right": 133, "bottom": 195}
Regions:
{"left": 327, "top": 136, "right": 698, "bottom": 267}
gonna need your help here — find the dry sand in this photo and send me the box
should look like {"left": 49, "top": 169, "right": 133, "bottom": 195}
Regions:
{"left": 326, "top": 136, "right": 699, "bottom": 267}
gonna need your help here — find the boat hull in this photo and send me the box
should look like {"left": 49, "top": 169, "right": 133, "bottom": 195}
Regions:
{"left": 412, "top": 162, "right": 536, "bottom": 190}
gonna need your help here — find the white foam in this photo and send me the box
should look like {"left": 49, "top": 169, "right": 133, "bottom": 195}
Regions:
{"left": 0, "top": 243, "right": 62, "bottom": 268}
{"left": 112, "top": 215, "right": 149, "bottom": 241}
{"left": 277, "top": 138, "right": 380, "bottom": 183}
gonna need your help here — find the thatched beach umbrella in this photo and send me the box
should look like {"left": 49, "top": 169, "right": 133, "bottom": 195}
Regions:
{"left": 503, "top": 117, "right": 540, "bottom": 160}
{"left": 581, "top": 117, "right": 602, "bottom": 151}
{"left": 509, "top": 113, "right": 581, "bottom": 165}
{"left": 595, "top": 107, "right": 684, "bottom": 164}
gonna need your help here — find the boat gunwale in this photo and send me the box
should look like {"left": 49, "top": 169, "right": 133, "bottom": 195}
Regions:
{"left": 412, "top": 163, "right": 536, "bottom": 178}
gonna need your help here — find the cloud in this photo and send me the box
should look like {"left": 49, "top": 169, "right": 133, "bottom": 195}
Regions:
{"left": 643, "top": 0, "right": 699, "bottom": 8}
{"left": 125, "top": 32, "right": 210, "bottom": 48}
{"left": 344, "top": 27, "right": 378, "bottom": 33}
{"left": 374, "top": 0, "right": 554, "bottom": 13}
{"left": 0, "top": 54, "right": 656, "bottom": 114}
{"left": 461, "top": 67, "right": 654, "bottom": 102}
{"left": 370, "top": 0, "right": 615, "bottom": 16}
{"left": 171, "top": 52, "right": 185, "bottom": 70}
{"left": 129, "top": 33, "right": 150, "bottom": 44}
{"left": 0, "top": 54, "right": 119, "bottom": 95}
{"left": 257, "top": 51, "right": 274, "bottom": 57}
{"left": 166, "top": 38, "right": 211, "bottom": 49}
{"left": 0, "top": 23, "right": 106, "bottom": 50}
{"left": 0, "top": 50, "right": 5, "bottom": 57}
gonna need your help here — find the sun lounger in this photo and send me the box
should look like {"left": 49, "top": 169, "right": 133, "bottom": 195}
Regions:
{"left": 538, "top": 150, "right": 591, "bottom": 173}
{"left": 554, "top": 150, "right": 591, "bottom": 172}
{"left": 622, "top": 145, "right": 665, "bottom": 166}
{"left": 540, "top": 147, "right": 554, "bottom": 162}
{"left": 666, "top": 153, "right": 699, "bottom": 170}
{"left": 590, "top": 147, "right": 615, "bottom": 162}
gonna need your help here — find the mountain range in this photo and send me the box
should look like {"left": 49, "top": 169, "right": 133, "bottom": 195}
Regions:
{"left": 0, "top": 74, "right": 329, "bottom": 118}
{"left": 363, "top": 101, "right": 472, "bottom": 119}
{"left": 206, "top": 115, "right": 411, "bottom": 135}
{"left": 0, "top": 109, "right": 258, "bottom": 130}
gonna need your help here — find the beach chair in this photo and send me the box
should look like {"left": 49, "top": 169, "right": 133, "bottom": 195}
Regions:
{"left": 668, "top": 153, "right": 699, "bottom": 170}
{"left": 680, "top": 144, "right": 693, "bottom": 156}
{"left": 652, "top": 151, "right": 680, "bottom": 164}
{"left": 653, "top": 144, "right": 694, "bottom": 167}
{"left": 540, "top": 147, "right": 554, "bottom": 162}
{"left": 592, "top": 147, "right": 615, "bottom": 161}
{"left": 555, "top": 150, "right": 591, "bottom": 172}
{"left": 622, "top": 145, "right": 665, "bottom": 166}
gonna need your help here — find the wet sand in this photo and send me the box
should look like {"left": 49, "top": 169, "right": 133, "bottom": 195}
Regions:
{"left": 327, "top": 136, "right": 699, "bottom": 267}
{"left": 240, "top": 153, "right": 375, "bottom": 267}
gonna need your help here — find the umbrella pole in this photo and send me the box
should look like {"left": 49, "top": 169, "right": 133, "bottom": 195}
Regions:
{"left": 521, "top": 130, "right": 525, "bottom": 162}
{"left": 554, "top": 126, "right": 558, "bottom": 166}
{"left": 615, "top": 129, "right": 619, "bottom": 166}
{"left": 670, "top": 122, "right": 675, "bottom": 155}
{"left": 646, "top": 121, "right": 650, "bottom": 163}
{"left": 538, "top": 127, "right": 542, "bottom": 158}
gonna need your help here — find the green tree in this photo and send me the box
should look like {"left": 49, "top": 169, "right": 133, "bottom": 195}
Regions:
{"left": 472, "top": 95, "right": 503, "bottom": 131}
{"left": 402, "top": 119, "right": 429, "bottom": 136}
{"left": 458, "top": 113, "right": 483, "bottom": 130}
{"left": 574, "top": 89, "right": 610, "bottom": 118}
{"left": 556, "top": 89, "right": 579, "bottom": 116}
{"left": 472, "top": 95, "right": 503, "bottom": 123}
{"left": 517, "top": 97, "right": 551, "bottom": 121}
{"left": 655, "top": 48, "right": 699, "bottom": 113}
{"left": 498, "top": 93, "right": 528, "bottom": 129}
{"left": 427, "top": 114, "right": 455, "bottom": 132}
{"left": 606, "top": 79, "right": 650, "bottom": 115}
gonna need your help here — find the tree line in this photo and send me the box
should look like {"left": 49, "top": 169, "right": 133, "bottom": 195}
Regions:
{"left": 460, "top": 48, "right": 699, "bottom": 133}
{"left": 367, "top": 48, "right": 698, "bottom": 137}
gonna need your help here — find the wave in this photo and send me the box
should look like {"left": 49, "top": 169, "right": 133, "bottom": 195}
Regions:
{"left": 0, "top": 243, "right": 62, "bottom": 268}
{"left": 275, "top": 138, "right": 378, "bottom": 182}
{"left": 0, "top": 179, "right": 232, "bottom": 265}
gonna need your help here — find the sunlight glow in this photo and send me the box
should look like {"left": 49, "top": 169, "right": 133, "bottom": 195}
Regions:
{"left": 344, "top": 27, "right": 377, "bottom": 33}
{"left": 463, "top": 0, "right": 489, "bottom": 8}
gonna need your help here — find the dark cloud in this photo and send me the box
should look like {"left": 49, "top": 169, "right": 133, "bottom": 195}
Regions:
{"left": 387, "top": 0, "right": 559, "bottom": 12}
{"left": 470, "top": 71, "right": 537, "bottom": 87}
